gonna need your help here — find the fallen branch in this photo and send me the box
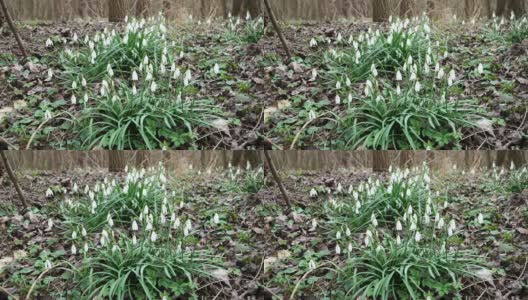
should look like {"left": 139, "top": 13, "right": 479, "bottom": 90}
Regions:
{"left": 263, "top": 0, "right": 291, "bottom": 61}
{"left": 0, "top": 150, "right": 28, "bottom": 211}
{"left": 25, "top": 112, "right": 71, "bottom": 150}
{"left": 0, "top": 0, "right": 27, "bottom": 58}
{"left": 263, "top": 150, "right": 291, "bottom": 210}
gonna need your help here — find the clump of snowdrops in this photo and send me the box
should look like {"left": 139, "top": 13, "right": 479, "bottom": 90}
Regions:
{"left": 484, "top": 162, "right": 528, "bottom": 194}
{"left": 338, "top": 45, "right": 485, "bottom": 149}
{"left": 321, "top": 16, "right": 441, "bottom": 85}
{"left": 55, "top": 165, "right": 226, "bottom": 299}
{"left": 221, "top": 161, "right": 265, "bottom": 194}
{"left": 317, "top": 166, "right": 488, "bottom": 299}
{"left": 487, "top": 12, "right": 528, "bottom": 44}
{"left": 223, "top": 11, "right": 265, "bottom": 43}
{"left": 57, "top": 15, "right": 224, "bottom": 149}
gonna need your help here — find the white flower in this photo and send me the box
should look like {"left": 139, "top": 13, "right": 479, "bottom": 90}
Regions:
{"left": 437, "top": 217, "right": 445, "bottom": 229}
{"left": 336, "top": 231, "right": 342, "bottom": 239}
{"left": 47, "top": 219, "right": 54, "bottom": 231}
{"left": 72, "top": 231, "right": 77, "bottom": 239}
{"left": 146, "top": 222, "right": 153, "bottom": 231}
{"left": 345, "top": 227, "right": 351, "bottom": 236}
{"left": 348, "top": 243, "right": 353, "bottom": 252}
{"left": 310, "top": 38, "right": 318, "bottom": 47}
{"left": 310, "top": 219, "right": 318, "bottom": 230}
{"left": 46, "top": 38, "right": 54, "bottom": 47}
{"left": 396, "top": 70, "right": 402, "bottom": 81}
{"left": 308, "top": 260, "right": 317, "bottom": 270}
{"left": 143, "top": 55, "right": 149, "bottom": 65}
{"left": 213, "top": 213, "right": 220, "bottom": 224}
{"left": 47, "top": 68, "right": 54, "bottom": 80}
{"left": 132, "top": 71, "right": 139, "bottom": 81}
{"left": 150, "top": 231, "right": 158, "bottom": 242}
{"left": 132, "top": 85, "right": 137, "bottom": 95}
{"left": 112, "top": 245, "right": 119, "bottom": 253}
{"left": 336, "top": 81, "right": 341, "bottom": 90}
{"left": 371, "top": 214, "right": 378, "bottom": 227}
{"left": 415, "top": 81, "right": 421, "bottom": 93}
{"left": 71, "top": 94, "right": 77, "bottom": 105}
{"left": 309, "top": 188, "right": 318, "bottom": 197}
{"left": 71, "top": 244, "right": 77, "bottom": 255}
{"left": 477, "top": 213, "right": 484, "bottom": 224}
{"left": 477, "top": 63, "right": 484, "bottom": 75}
{"left": 396, "top": 220, "right": 403, "bottom": 231}
{"left": 335, "top": 244, "right": 341, "bottom": 255}
{"left": 437, "top": 68, "right": 445, "bottom": 79}
{"left": 213, "top": 63, "right": 220, "bottom": 74}
{"left": 415, "top": 231, "right": 421, "bottom": 243}
{"left": 371, "top": 64, "right": 378, "bottom": 77}
{"left": 132, "top": 235, "right": 137, "bottom": 245}
{"left": 410, "top": 222, "right": 417, "bottom": 231}
{"left": 46, "top": 188, "right": 54, "bottom": 197}
{"left": 150, "top": 81, "right": 157, "bottom": 93}
{"left": 107, "top": 64, "right": 114, "bottom": 77}
{"left": 396, "top": 85, "right": 401, "bottom": 95}
{"left": 107, "top": 214, "right": 114, "bottom": 227}
{"left": 396, "top": 235, "right": 401, "bottom": 245}
{"left": 308, "top": 110, "right": 317, "bottom": 121}
{"left": 84, "top": 243, "right": 89, "bottom": 252}
{"left": 132, "top": 220, "right": 139, "bottom": 231}
{"left": 44, "top": 260, "right": 53, "bottom": 270}
{"left": 311, "top": 68, "right": 318, "bottom": 80}
{"left": 335, "top": 94, "right": 341, "bottom": 105}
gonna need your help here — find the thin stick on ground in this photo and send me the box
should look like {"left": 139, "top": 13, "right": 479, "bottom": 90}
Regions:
{"left": 0, "top": 0, "right": 28, "bottom": 58}
{"left": 263, "top": 150, "right": 291, "bottom": 210}
{"left": 263, "top": 0, "right": 291, "bottom": 61}
{"left": 0, "top": 150, "right": 28, "bottom": 210}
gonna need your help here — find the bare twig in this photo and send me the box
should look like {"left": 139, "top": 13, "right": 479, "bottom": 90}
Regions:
{"left": 0, "top": 150, "right": 28, "bottom": 210}
{"left": 25, "top": 112, "right": 71, "bottom": 150}
{"left": 263, "top": 0, "right": 291, "bottom": 61}
{"left": 26, "top": 265, "right": 73, "bottom": 300}
{"left": 263, "top": 150, "right": 291, "bottom": 210}
{"left": 0, "top": 286, "right": 18, "bottom": 300}
{"left": 0, "top": 0, "right": 27, "bottom": 58}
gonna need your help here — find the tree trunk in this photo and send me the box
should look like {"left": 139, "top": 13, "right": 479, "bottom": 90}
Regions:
{"left": 233, "top": 0, "right": 261, "bottom": 18}
{"left": 136, "top": 0, "right": 149, "bottom": 17}
{"left": 108, "top": 151, "right": 126, "bottom": 172}
{"left": 221, "top": 0, "right": 228, "bottom": 18}
{"left": 400, "top": 0, "right": 413, "bottom": 17}
{"left": 372, "top": 151, "right": 391, "bottom": 172}
{"left": 373, "top": 0, "right": 391, "bottom": 22}
{"left": 509, "top": 0, "right": 525, "bottom": 16}
{"left": 109, "top": 0, "right": 128, "bottom": 22}
{"left": 427, "top": 0, "right": 435, "bottom": 18}
{"left": 496, "top": 0, "right": 525, "bottom": 16}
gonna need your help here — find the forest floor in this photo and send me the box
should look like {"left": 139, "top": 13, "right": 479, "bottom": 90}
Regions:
{"left": 0, "top": 167, "right": 526, "bottom": 299}
{"left": 0, "top": 18, "right": 527, "bottom": 150}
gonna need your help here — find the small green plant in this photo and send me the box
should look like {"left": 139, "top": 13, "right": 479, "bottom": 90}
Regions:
{"left": 58, "top": 166, "right": 225, "bottom": 299}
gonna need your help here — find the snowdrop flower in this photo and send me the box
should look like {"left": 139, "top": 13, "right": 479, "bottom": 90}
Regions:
{"left": 146, "top": 222, "right": 153, "bottom": 231}
{"left": 71, "top": 244, "right": 77, "bottom": 255}
{"left": 150, "top": 231, "right": 158, "bottom": 242}
{"left": 107, "top": 214, "right": 114, "bottom": 227}
{"left": 336, "top": 81, "right": 341, "bottom": 90}
{"left": 132, "top": 85, "right": 137, "bottom": 95}
{"left": 107, "top": 64, "right": 114, "bottom": 77}
{"left": 150, "top": 81, "right": 157, "bottom": 93}
{"left": 371, "top": 214, "right": 378, "bottom": 227}
{"left": 47, "top": 68, "right": 54, "bottom": 80}
{"left": 46, "top": 38, "right": 54, "bottom": 47}
{"left": 310, "top": 38, "right": 318, "bottom": 47}
{"left": 143, "top": 55, "right": 149, "bottom": 65}
{"left": 437, "top": 68, "right": 445, "bottom": 80}
{"left": 396, "top": 70, "right": 403, "bottom": 81}
{"left": 83, "top": 243, "right": 89, "bottom": 252}
{"left": 71, "top": 94, "right": 77, "bottom": 105}
{"left": 415, "top": 81, "right": 421, "bottom": 93}
{"left": 309, "top": 188, "right": 318, "bottom": 197}
{"left": 335, "top": 94, "right": 341, "bottom": 105}
{"left": 396, "top": 220, "right": 403, "bottom": 231}
{"left": 308, "top": 260, "right": 317, "bottom": 270}
{"left": 72, "top": 231, "right": 77, "bottom": 239}
{"left": 213, "top": 213, "right": 220, "bottom": 224}
{"left": 132, "top": 71, "right": 139, "bottom": 81}
{"left": 213, "top": 63, "right": 220, "bottom": 74}
{"left": 437, "top": 217, "right": 445, "bottom": 229}
{"left": 410, "top": 222, "right": 417, "bottom": 231}
{"left": 477, "top": 213, "right": 484, "bottom": 224}
{"left": 477, "top": 63, "right": 484, "bottom": 75}
{"left": 415, "top": 231, "right": 421, "bottom": 243}
{"left": 44, "top": 260, "right": 53, "bottom": 270}
{"left": 336, "top": 231, "right": 342, "bottom": 239}
{"left": 396, "top": 85, "right": 401, "bottom": 95}
{"left": 311, "top": 68, "right": 318, "bottom": 81}
{"left": 310, "top": 218, "right": 318, "bottom": 230}
{"left": 47, "top": 219, "right": 54, "bottom": 231}
{"left": 409, "top": 72, "right": 417, "bottom": 81}
{"left": 371, "top": 64, "right": 378, "bottom": 77}
{"left": 132, "top": 220, "right": 139, "bottom": 231}
{"left": 364, "top": 234, "right": 370, "bottom": 246}
{"left": 46, "top": 188, "right": 54, "bottom": 197}
{"left": 335, "top": 244, "right": 341, "bottom": 255}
